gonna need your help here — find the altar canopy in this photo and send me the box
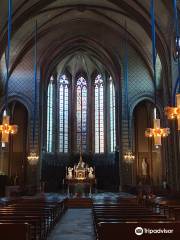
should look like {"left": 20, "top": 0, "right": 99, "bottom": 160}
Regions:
{"left": 66, "top": 153, "right": 95, "bottom": 181}
{"left": 65, "top": 153, "right": 96, "bottom": 196}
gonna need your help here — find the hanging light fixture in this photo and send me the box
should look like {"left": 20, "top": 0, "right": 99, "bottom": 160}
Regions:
{"left": 164, "top": 0, "right": 180, "bottom": 130}
{"left": 122, "top": 21, "right": 135, "bottom": 163}
{"left": 0, "top": 110, "right": 18, "bottom": 143}
{"left": 0, "top": 0, "right": 18, "bottom": 144}
{"left": 165, "top": 94, "right": 180, "bottom": 130}
{"left": 27, "top": 152, "right": 39, "bottom": 165}
{"left": 145, "top": 108, "right": 170, "bottom": 147}
{"left": 145, "top": 0, "right": 170, "bottom": 146}
{"left": 27, "top": 21, "right": 39, "bottom": 165}
{"left": 124, "top": 150, "right": 135, "bottom": 163}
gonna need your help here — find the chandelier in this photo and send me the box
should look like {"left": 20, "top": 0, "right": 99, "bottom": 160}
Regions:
{"left": 145, "top": 1, "right": 170, "bottom": 147}
{"left": 27, "top": 152, "right": 39, "bottom": 165}
{"left": 165, "top": 93, "right": 180, "bottom": 130}
{"left": 0, "top": 113, "right": 18, "bottom": 143}
{"left": 123, "top": 22, "right": 136, "bottom": 164}
{"left": 124, "top": 150, "right": 135, "bottom": 163}
{"left": 145, "top": 109, "right": 170, "bottom": 147}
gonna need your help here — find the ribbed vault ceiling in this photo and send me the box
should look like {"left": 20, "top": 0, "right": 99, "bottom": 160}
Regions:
{"left": 0, "top": 0, "right": 174, "bottom": 88}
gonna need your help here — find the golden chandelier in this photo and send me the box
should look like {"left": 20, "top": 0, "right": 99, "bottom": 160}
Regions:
{"left": 164, "top": 93, "right": 180, "bottom": 130}
{"left": 124, "top": 150, "right": 135, "bottom": 163}
{"left": 0, "top": 113, "right": 18, "bottom": 143}
{"left": 145, "top": 109, "right": 170, "bottom": 147}
{"left": 27, "top": 152, "right": 39, "bottom": 165}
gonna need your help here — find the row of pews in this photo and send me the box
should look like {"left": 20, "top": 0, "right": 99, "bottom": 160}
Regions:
{"left": 146, "top": 198, "right": 180, "bottom": 220}
{"left": 92, "top": 198, "right": 179, "bottom": 240}
{"left": 0, "top": 197, "right": 67, "bottom": 240}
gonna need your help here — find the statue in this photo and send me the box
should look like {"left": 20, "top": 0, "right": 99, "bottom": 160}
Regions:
{"left": 162, "top": 180, "right": 167, "bottom": 189}
{"left": 13, "top": 173, "right": 19, "bottom": 185}
{"left": 142, "top": 158, "right": 148, "bottom": 176}
{"left": 67, "top": 167, "right": 73, "bottom": 179}
{"left": 88, "top": 167, "right": 94, "bottom": 179}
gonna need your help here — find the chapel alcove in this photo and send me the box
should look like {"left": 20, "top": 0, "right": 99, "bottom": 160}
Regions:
{"left": 8, "top": 101, "right": 28, "bottom": 186}
{"left": 133, "top": 101, "right": 163, "bottom": 186}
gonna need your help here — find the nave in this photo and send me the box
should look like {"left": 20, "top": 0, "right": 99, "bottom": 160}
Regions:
{"left": 0, "top": 0, "right": 180, "bottom": 239}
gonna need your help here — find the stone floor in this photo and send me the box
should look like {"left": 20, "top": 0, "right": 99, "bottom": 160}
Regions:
{"left": 92, "top": 192, "right": 135, "bottom": 203}
{"left": 47, "top": 208, "right": 95, "bottom": 240}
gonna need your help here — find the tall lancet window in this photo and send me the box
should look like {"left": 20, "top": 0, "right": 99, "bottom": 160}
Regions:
{"left": 109, "top": 77, "right": 116, "bottom": 152}
{"left": 95, "top": 74, "right": 104, "bottom": 153}
{"left": 76, "top": 76, "right": 87, "bottom": 152}
{"left": 47, "top": 76, "right": 54, "bottom": 152}
{"left": 59, "top": 75, "right": 69, "bottom": 153}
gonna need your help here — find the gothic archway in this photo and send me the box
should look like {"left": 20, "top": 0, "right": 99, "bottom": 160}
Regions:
{"left": 0, "top": 101, "right": 28, "bottom": 186}
{"left": 133, "top": 101, "right": 165, "bottom": 186}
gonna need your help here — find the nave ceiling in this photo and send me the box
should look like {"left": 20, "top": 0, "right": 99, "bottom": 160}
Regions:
{"left": 0, "top": 0, "right": 175, "bottom": 91}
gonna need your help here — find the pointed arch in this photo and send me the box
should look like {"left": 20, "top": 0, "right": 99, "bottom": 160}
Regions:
{"left": 58, "top": 74, "right": 69, "bottom": 153}
{"left": 76, "top": 75, "right": 87, "bottom": 152}
{"left": 109, "top": 76, "right": 116, "bottom": 152}
{"left": 47, "top": 76, "right": 54, "bottom": 152}
{"left": 94, "top": 74, "right": 104, "bottom": 153}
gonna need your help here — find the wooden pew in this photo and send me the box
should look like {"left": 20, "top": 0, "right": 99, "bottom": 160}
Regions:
{"left": 147, "top": 199, "right": 180, "bottom": 215}
{"left": 96, "top": 222, "right": 180, "bottom": 240}
{"left": 0, "top": 215, "right": 44, "bottom": 239}
{"left": 0, "top": 198, "right": 67, "bottom": 240}
{"left": 0, "top": 223, "right": 31, "bottom": 240}
{"left": 92, "top": 202, "right": 170, "bottom": 240}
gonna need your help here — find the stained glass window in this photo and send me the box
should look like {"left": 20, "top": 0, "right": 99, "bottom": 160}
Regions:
{"left": 46, "top": 72, "right": 116, "bottom": 154}
{"left": 59, "top": 75, "right": 69, "bottom": 153}
{"left": 76, "top": 76, "right": 87, "bottom": 152}
{"left": 110, "top": 77, "right": 116, "bottom": 152}
{"left": 95, "top": 74, "right": 104, "bottom": 153}
{"left": 47, "top": 76, "right": 54, "bottom": 152}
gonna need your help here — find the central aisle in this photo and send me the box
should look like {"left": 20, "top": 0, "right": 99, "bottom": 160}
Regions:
{"left": 48, "top": 208, "right": 95, "bottom": 240}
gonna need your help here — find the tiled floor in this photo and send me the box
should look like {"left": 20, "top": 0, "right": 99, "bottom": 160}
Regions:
{"left": 47, "top": 208, "right": 95, "bottom": 240}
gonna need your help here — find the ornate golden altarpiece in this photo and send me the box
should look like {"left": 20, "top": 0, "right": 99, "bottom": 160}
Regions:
{"left": 65, "top": 153, "right": 96, "bottom": 195}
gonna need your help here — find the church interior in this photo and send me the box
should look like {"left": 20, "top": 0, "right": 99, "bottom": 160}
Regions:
{"left": 0, "top": 1, "right": 180, "bottom": 240}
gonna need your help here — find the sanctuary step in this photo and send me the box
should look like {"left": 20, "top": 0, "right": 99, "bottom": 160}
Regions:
{"left": 66, "top": 198, "right": 93, "bottom": 208}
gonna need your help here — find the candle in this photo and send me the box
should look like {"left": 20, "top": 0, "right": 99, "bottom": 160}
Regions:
{"left": 154, "top": 107, "right": 157, "bottom": 119}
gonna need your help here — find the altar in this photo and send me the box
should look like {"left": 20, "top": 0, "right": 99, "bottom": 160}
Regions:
{"left": 65, "top": 153, "right": 96, "bottom": 196}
